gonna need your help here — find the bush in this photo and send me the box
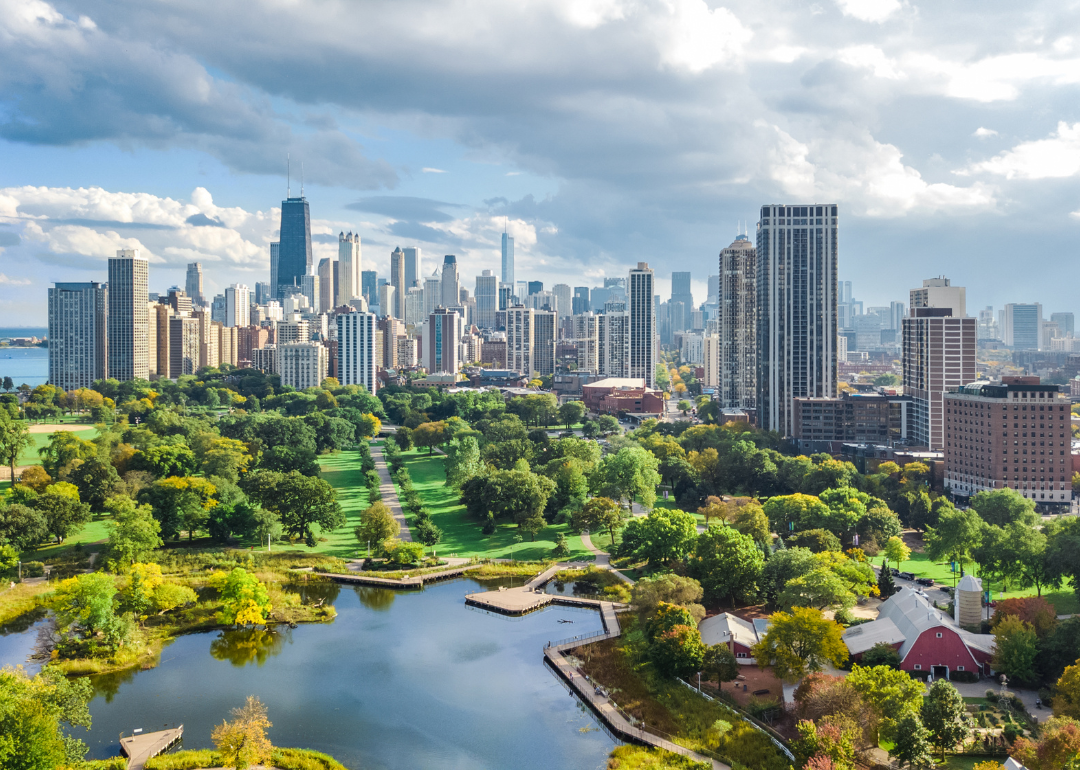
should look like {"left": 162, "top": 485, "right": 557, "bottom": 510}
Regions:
{"left": 414, "top": 519, "right": 443, "bottom": 546}
{"left": 21, "top": 561, "right": 45, "bottom": 578}
{"left": 83, "top": 759, "right": 128, "bottom": 770}
{"left": 481, "top": 514, "right": 496, "bottom": 535}
{"left": 1003, "top": 723, "right": 1020, "bottom": 743}
{"left": 986, "top": 689, "right": 999, "bottom": 703}
{"left": 952, "top": 670, "right": 979, "bottom": 683}
{"left": 144, "top": 750, "right": 220, "bottom": 770}
{"left": 271, "top": 748, "right": 350, "bottom": 770}
{"left": 1038, "top": 687, "right": 1053, "bottom": 707}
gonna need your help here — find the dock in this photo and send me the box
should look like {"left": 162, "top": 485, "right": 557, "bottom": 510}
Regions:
{"left": 120, "top": 726, "right": 183, "bottom": 770}
{"left": 324, "top": 563, "right": 483, "bottom": 589}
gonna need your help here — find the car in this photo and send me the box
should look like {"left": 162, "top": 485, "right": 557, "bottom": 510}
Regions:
{"left": 916, "top": 577, "right": 935, "bottom": 587}
{"left": 899, "top": 572, "right": 915, "bottom": 581}
{"left": 940, "top": 586, "right": 955, "bottom": 596}
{"left": 890, "top": 568, "right": 900, "bottom": 577}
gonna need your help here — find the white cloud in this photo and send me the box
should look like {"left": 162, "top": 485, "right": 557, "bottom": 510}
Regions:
{"left": 974, "top": 127, "right": 998, "bottom": 138}
{"left": 962, "top": 122, "right": 1080, "bottom": 179}
{"left": 835, "top": 0, "right": 902, "bottom": 23}
{"left": 421, "top": 167, "right": 447, "bottom": 173}
{"left": 657, "top": 0, "right": 750, "bottom": 73}
{"left": 0, "top": 274, "right": 32, "bottom": 285}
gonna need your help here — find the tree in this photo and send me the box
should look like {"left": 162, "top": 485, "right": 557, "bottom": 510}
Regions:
{"left": 689, "top": 525, "right": 763, "bottom": 606}
{"left": 703, "top": 644, "right": 739, "bottom": 690}
{"left": 761, "top": 547, "right": 818, "bottom": 604}
{"left": 779, "top": 567, "right": 854, "bottom": 612}
{"left": 51, "top": 572, "right": 128, "bottom": 651}
{"left": 890, "top": 714, "right": 935, "bottom": 770}
{"left": 34, "top": 484, "right": 91, "bottom": 544}
{"left": 385, "top": 540, "right": 424, "bottom": 566}
{"left": 151, "top": 582, "right": 198, "bottom": 614}
{"left": 105, "top": 496, "right": 163, "bottom": 569}
{"left": 595, "top": 445, "right": 661, "bottom": 511}
{"left": 444, "top": 436, "right": 482, "bottom": 489}
{"left": 1010, "top": 716, "right": 1080, "bottom": 770}
{"left": 650, "top": 624, "right": 706, "bottom": 678}
{"left": 860, "top": 642, "right": 901, "bottom": 670}
{"left": 141, "top": 476, "right": 218, "bottom": 541}
{"left": 0, "top": 411, "right": 32, "bottom": 487}
{"left": 991, "top": 596, "right": 1058, "bottom": 637}
{"left": 558, "top": 400, "right": 586, "bottom": 430}
{"left": 211, "top": 568, "right": 272, "bottom": 626}
{"left": 119, "top": 562, "right": 164, "bottom": 617}
{"left": 212, "top": 695, "right": 273, "bottom": 770}
{"left": 877, "top": 563, "right": 896, "bottom": 599}
{"left": 971, "top": 488, "right": 1039, "bottom": 528}
{"left": 202, "top": 437, "right": 252, "bottom": 483}
{"left": 848, "top": 664, "right": 925, "bottom": 743}
{"left": 594, "top": 414, "right": 621, "bottom": 437}
{"left": 17, "top": 465, "right": 51, "bottom": 493}
{"left": 788, "top": 528, "right": 842, "bottom": 553}
{"left": 248, "top": 471, "right": 344, "bottom": 547}
{"left": 66, "top": 456, "right": 121, "bottom": 511}
{"left": 573, "top": 496, "right": 625, "bottom": 544}
{"left": 921, "top": 679, "right": 973, "bottom": 761}
{"left": 620, "top": 508, "right": 698, "bottom": 565}
{"left": 751, "top": 607, "right": 848, "bottom": 682}
{"left": 394, "top": 426, "right": 414, "bottom": 450}
{"left": 925, "top": 507, "right": 983, "bottom": 575}
{"left": 412, "top": 421, "right": 447, "bottom": 454}
{"left": 882, "top": 536, "right": 911, "bottom": 572}
{"left": 0, "top": 503, "right": 49, "bottom": 553}
{"left": 355, "top": 501, "right": 400, "bottom": 553}
{"left": 1054, "top": 660, "right": 1080, "bottom": 720}
{"left": 764, "top": 493, "right": 830, "bottom": 535}
{"left": 0, "top": 665, "right": 94, "bottom": 770}
{"left": 732, "top": 502, "right": 770, "bottom": 545}
{"left": 630, "top": 574, "right": 705, "bottom": 621}
{"left": 993, "top": 615, "right": 1039, "bottom": 684}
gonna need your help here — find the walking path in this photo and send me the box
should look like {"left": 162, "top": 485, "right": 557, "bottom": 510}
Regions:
{"left": 371, "top": 443, "right": 412, "bottom": 542}
{"left": 578, "top": 532, "right": 635, "bottom": 585}
{"left": 325, "top": 563, "right": 482, "bottom": 589}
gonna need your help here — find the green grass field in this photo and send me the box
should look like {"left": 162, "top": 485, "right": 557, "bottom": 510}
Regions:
{"left": 28, "top": 516, "right": 113, "bottom": 562}
{"left": 18, "top": 423, "right": 98, "bottom": 465}
{"left": 395, "top": 448, "right": 595, "bottom": 562}
{"left": 312, "top": 449, "right": 373, "bottom": 558}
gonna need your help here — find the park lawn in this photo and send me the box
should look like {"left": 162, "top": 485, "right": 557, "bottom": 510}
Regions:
{"left": 18, "top": 424, "right": 99, "bottom": 466}
{"left": 313, "top": 450, "right": 372, "bottom": 558}
{"left": 29, "top": 515, "right": 113, "bottom": 562}
{"left": 397, "top": 448, "right": 595, "bottom": 562}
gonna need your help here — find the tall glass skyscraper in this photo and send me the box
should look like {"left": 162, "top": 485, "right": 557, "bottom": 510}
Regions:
{"left": 276, "top": 196, "right": 312, "bottom": 299}
{"left": 107, "top": 249, "right": 149, "bottom": 382}
{"left": 501, "top": 231, "right": 514, "bottom": 289}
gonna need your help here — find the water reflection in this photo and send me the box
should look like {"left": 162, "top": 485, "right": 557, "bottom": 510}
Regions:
{"left": 209, "top": 628, "right": 290, "bottom": 668}
{"left": 352, "top": 584, "right": 395, "bottom": 611}
{"left": 286, "top": 582, "right": 341, "bottom": 606}
{"left": 0, "top": 607, "right": 47, "bottom": 635}
{"left": 91, "top": 663, "right": 143, "bottom": 703}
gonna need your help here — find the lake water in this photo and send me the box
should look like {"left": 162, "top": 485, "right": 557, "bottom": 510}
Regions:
{"left": 0, "top": 579, "right": 615, "bottom": 770}
{"left": 0, "top": 346, "right": 49, "bottom": 388}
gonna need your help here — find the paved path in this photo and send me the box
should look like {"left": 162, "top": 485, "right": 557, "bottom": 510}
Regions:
{"left": 579, "top": 532, "right": 635, "bottom": 585}
{"left": 950, "top": 680, "right": 1045, "bottom": 715}
{"left": 371, "top": 444, "right": 412, "bottom": 542}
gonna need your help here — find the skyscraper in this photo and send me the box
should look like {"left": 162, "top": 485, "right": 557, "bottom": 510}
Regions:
{"left": 1051, "top": 312, "right": 1074, "bottom": 337}
{"left": 424, "top": 272, "right": 442, "bottom": 316}
{"left": 628, "top": 263, "right": 655, "bottom": 388}
{"left": 498, "top": 283, "right": 513, "bottom": 312}
{"left": 506, "top": 306, "right": 535, "bottom": 377}
{"left": 405, "top": 286, "right": 425, "bottom": 326}
{"left": 670, "top": 271, "right": 693, "bottom": 332}
{"left": 48, "top": 282, "right": 107, "bottom": 390}
{"left": 269, "top": 242, "right": 280, "bottom": 300}
{"left": 185, "top": 263, "right": 205, "bottom": 307}
{"left": 1004, "top": 303, "right": 1043, "bottom": 350}
{"left": 378, "top": 284, "right": 396, "bottom": 320}
{"left": 337, "top": 311, "right": 377, "bottom": 393}
{"left": 277, "top": 196, "right": 312, "bottom": 299}
{"left": 224, "top": 284, "right": 250, "bottom": 328}
{"left": 476, "top": 270, "right": 498, "bottom": 330}
{"left": 552, "top": 284, "right": 572, "bottom": 321}
{"left": 107, "top": 249, "right": 149, "bottom": 381}
{"left": 317, "top": 258, "right": 335, "bottom": 312}
{"left": 403, "top": 247, "right": 422, "bottom": 291}
{"left": 501, "top": 231, "right": 515, "bottom": 289}
{"left": 361, "top": 270, "right": 377, "bottom": 308}
{"left": 573, "top": 287, "right": 590, "bottom": 315}
{"left": 390, "top": 247, "right": 406, "bottom": 319}
{"left": 255, "top": 282, "right": 273, "bottom": 306}
{"left": 718, "top": 234, "right": 756, "bottom": 409}
{"left": 533, "top": 310, "right": 557, "bottom": 376}
{"left": 527, "top": 280, "right": 544, "bottom": 296}
{"left": 426, "top": 307, "right": 461, "bottom": 374}
{"left": 441, "top": 255, "right": 459, "bottom": 308}
{"left": 756, "top": 204, "right": 839, "bottom": 436}
{"left": 338, "top": 232, "right": 362, "bottom": 306}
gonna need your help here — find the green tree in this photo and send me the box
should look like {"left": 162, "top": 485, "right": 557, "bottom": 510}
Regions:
{"left": 65, "top": 456, "right": 121, "bottom": 512}
{"left": 882, "top": 535, "right": 911, "bottom": 572}
{"left": 629, "top": 574, "right": 705, "bottom": 621}
{"left": 970, "top": 488, "right": 1039, "bottom": 528}
{"left": 751, "top": 607, "right": 849, "bottom": 682}
{"left": 763, "top": 493, "right": 830, "bottom": 535}
{"left": 119, "top": 562, "right": 164, "bottom": 617}
{"left": 595, "top": 445, "right": 661, "bottom": 511}
{"left": 860, "top": 642, "right": 902, "bottom": 670}
{"left": 355, "top": 501, "right": 400, "bottom": 554}
{"left": 34, "top": 484, "right": 91, "bottom": 544}
{"left": 925, "top": 507, "right": 983, "bottom": 576}
{"left": 0, "top": 503, "right": 49, "bottom": 553}
{"left": 201, "top": 437, "right": 252, "bottom": 483}
{"left": 890, "top": 713, "right": 935, "bottom": 770}
{"left": 386, "top": 540, "right": 424, "bottom": 566}
{"left": 0, "top": 411, "right": 32, "bottom": 487}
{"left": 761, "top": 547, "right": 817, "bottom": 605}
{"left": 731, "top": 502, "right": 770, "bottom": 545}
{"left": 703, "top": 644, "right": 739, "bottom": 690}
{"left": 573, "top": 496, "right": 625, "bottom": 545}
{"left": 620, "top": 507, "right": 698, "bottom": 565}
{"left": 779, "top": 567, "right": 854, "bottom": 612}
{"left": 689, "top": 525, "right": 763, "bottom": 606}
{"left": 51, "top": 572, "right": 129, "bottom": 651}
{"left": 921, "top": 679, "right": 973, "bottom": 761}
{"left": 412, "top": 421, "right": 447, "bottom": 454}
{"left": 211, "top": 568, "right": 272, "bottom": 626}
{"left": 788, "top": 528, "right": 842, "bottom": 553}
{"left": 104, "top": 496, "right": 163, "bottom": 569}
{"left": 247, "top": 471, "right": 344, "bottom": 547}
{"left": 993, "top": 615, "right": 1039, "bottom": 685}
{"left": 558, "top": 400, "right": 586, "bottom": 430}
{"left": 141, "top": 476, "right": 218, "bottom": 541}
{"left": 848, "top": 664, "right": 925, "bottom": 742}
{"left": 0, "top": 665, "right": 94, "bottom": 769}
{"left": 444, "top": 436, "right": 482, "bottom": 489}
{"left": 650, "top": 624, "right": 706, "bottom": 678}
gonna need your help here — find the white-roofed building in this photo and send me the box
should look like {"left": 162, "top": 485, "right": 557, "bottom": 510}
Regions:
{"left": 698, "top": 613, "right": 762, "bottom": 664}
{"left": 842, "top": 587, "right": 995, "bottom": 680}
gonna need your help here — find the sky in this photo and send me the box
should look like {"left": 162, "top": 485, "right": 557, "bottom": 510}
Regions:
{"left": 2, "top": 0, "right": 1080, "bottom": 325}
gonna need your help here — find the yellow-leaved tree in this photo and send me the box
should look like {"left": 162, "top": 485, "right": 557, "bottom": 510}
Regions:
{"left": 212, "top": 695, "right": 273, "bottom": 770}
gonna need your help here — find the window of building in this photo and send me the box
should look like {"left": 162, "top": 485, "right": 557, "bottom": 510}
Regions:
{"left": 936, "top": 632, "right": 943, "bottom": 638}
{"left": 914, "top": 664, "right": 922, "bottom": 670}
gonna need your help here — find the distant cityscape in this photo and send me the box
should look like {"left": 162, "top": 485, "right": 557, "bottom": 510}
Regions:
{"left": 39, "top": 196, "right": 1080, "bottom": 511}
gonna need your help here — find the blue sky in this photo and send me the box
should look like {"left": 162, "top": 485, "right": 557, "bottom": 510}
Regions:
{"left": 3, "top": 0, "right": 1080, "bottom": 324}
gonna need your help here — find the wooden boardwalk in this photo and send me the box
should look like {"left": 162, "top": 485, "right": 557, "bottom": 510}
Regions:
{"left": 120, "top": 726, "right": 183, "bottom": 770}
{"left": 325, "top": 563, "right": 482, "bottom": 589}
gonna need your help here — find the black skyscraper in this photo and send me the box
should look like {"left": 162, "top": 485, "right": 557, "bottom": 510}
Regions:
{"left": 276, "top": 197, "right": 312, "bottom": 299}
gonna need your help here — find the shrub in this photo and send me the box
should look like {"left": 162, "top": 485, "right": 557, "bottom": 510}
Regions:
{"left": 414, "top": 519, "right": 443, "bottom": 546}
{"left": 144, "top": 750, "right": 221, "bottom": 770}
{"left": 481, "top": 514, "right": 496, "bottom": 535}
{"left": 952, "top": 670, "right": 979, "bottom": 683}
{"left": 1003, "top": 723, "right": 1020, "bottom": 743}
{"left": 21, "top": 561, "right": 45, "bottom": 578}
{"left": 986, "top": 689, "right": 999, "bottom": 703}
{"left": 83, "top": 759, "right": 128, "bottom": 770}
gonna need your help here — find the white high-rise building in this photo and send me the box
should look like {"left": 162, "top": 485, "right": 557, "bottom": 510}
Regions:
{"left": 390, "top": 247, "right": 406, "bottom": 319}
{"left": 476, "top": 270, "right": 498, "bottom": 329}
{"left": 378, "top": 284, "right": 396, "bottom": 320}
{"left": 703, "top": 334, "right": 720, "bottom": 390}
{"left": 440, "top": 255, "right": 459, "bottom": 308}
{"left": 718, "top": 235, "right": 756, "bottom": 409}
{"left": 405, "top": 286, "right": 425, "bottom": 327}
{"left": 107, "top": 249, "right": 150, "bottom": 382}
{"left": 573, "top": 313, "right": 599, "bottom": 372}
{"left": 552, "top": 284, "right": 572, "bottom": 321}
{"left": 336, "top": 311, "right": 377, "bottom": 393}
{"left": 501, "top": 231, "right": 515, "bottom": 289}
{"left": 598, "top": 312, "right": 629, "bottom": 377}
{"left": 756, "top": 204, "right": 839, "bottom": 435}
{"left": 338, "top": 232, "right": 362, "bottom": 306}
{"left": 403, "top": 247, "right": 422, "bottom": 291}
{"left": 48, "top": 282, "right": 108, "bottom": 390}
{"left": 424, "top": 273, "right": 441, "bottom": 316}
{"left": 628, "top": 263, "right": 656, "bottom": 388}
{"left": 224, "top": 284, "right": 250, "bottom": 328}
{"left": 317, "top": 258, "right": 336, "bottom": 313}
{"left": 910, "top": 277, "right": 965, "bottom": 318}
{"left": 185, "top": 262, "right": 205, "bottom": 307}
{"left": 279, "top": 342, "right": 328, "bottom": 390}
{"left": 506, "top": 306, "right": 535, "bottom": 377}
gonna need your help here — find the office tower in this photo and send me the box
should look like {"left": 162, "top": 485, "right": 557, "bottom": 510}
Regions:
{"left": 255, "top": 282, "right": 272, "bottom": 306}
{"left": 378, "top": 284, "right": 396, "bottom": 319}
{"left": 270, "top": 242, "right": 280, "bottom": 299}
{"left": 276, "top": 319, "right": 310, "bottom": 346}
{"left": 169, "top": 316, "right": 199, "bottom": 376}
{"left": 424, "top": 273, "right": 442, "bottom": 315}
{"left": 573, "top": 313, "right": 599, "bottom": 372}
{"left": 703, "top": 334, "right": 719, "bottom": 389}
{"left": 533, "top": 310, "right": 557, "bottom": 376}
{"left": 977, "top": 306, "right": 999, "bottom": 340}
{"left": 573, "top": 287, "right": 590, "bottom": 315}
{"left": 501, "top": 231, "right": 515, "bottom": 289}
{"left": 605, "top": 277, "right": 627, "bottom": 293}
{"left": 670, "top": 271, "right": 693, "bottom": 332}
{"left": 498, "top": 284, "right": 513, "bottom": 311}
{"left": 337, "top": 232, "right": 361, "bottom": 306}
{"left": 527, "top": 290, "right": 556, "bottom": 312}
{"left": 440, "top": 255, "right": 459, "bottom": 308}
{"left": 506, "top": 306, "right": 535, "bottom": 376}
{"left": 426, "top": 307, "right": 461, "bottom": 374}
{"left": 300, "top": 274, "right": 318, "bottom": 313}
{"left": 318, "top": 258, "right": 335, "bottom": 312}
{"left": 277, "top": 195, "right": 312, "bottom": 299}
{"left": 902, "top": 279, "right": 976, "bottom": 450}
{"left": 1051, "top": 312, "right": 1074, "bottom": 337}
{"left": 390, "top": 247, "right": 406, "bottom": 319}
{"left": 361, "top": 270, "right": 377, "bottom": 307}
{"left": 459, "top": 286, "right": 470, "bottom": 305}
{"left": 598, "top": 311, "right": 629, "bottom": 377}
{"left": 1003, "top": 303, "right": 1043, "bottom": 350}
{"left": 552, "top": 284, "right": 572, "bottom": 321}
{"left": 756, "top": 204, "right": 839, "bottom": 435}
{"left": 628, "top": 263, "right": 656, "bottom": 387}
{"left": 476, "top": 270, "right": 498, "bottom": 329}
{"left": 211, "top": 295, "right": 227, "bottom": 325}
{"left": 185, "top": 263, "right": 205, "bottom": 307}
{"left": 279, "top": 342, "right": 328, "bottom": 389}
{"left": 224, "top": 284, "right": 250, "bottom": 327}
{"left": 403, "top": 247, "right": 421, "bottom": 290}
{"left": 107, "top": 249, "right": 150, "bottom": 381}
{"left": 218, "top": 324, "right": 238, "bottom": 367}
{"left": 405, "top": 286, "right": 425, "bottom": 326}
{"left": 717, "top": 234, "right": 756, "bottom": 409}
{"left": 706, "top": 274, "right": 719, "bottom": 305}
{"left": 527, "top": 280, "right": 544, "bottom": 296}
{"left": 381, "top": 317, "right": 405, "bottom": 369}
{"left": 48, "top": 282, "right": 108, "bottom": 390}
{"left": 336, "top": 312, "right": 377, "bottom": 393}
{"left": 514, "top": 280, "right": 528, "bottom": 304}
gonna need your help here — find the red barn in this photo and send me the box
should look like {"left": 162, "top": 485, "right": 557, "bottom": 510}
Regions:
{"left": 843, "top": 587, "right": 995, "bottom": 680}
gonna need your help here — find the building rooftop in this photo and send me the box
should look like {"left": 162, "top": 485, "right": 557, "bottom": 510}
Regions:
{"left": 583, "top": 377, "right": 648, "bottom": 390}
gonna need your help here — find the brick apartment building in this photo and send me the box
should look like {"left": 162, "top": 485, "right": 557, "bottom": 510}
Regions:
{"left": 944, "top": 376, "right": 1072, "bottom": 509}
{"left": 582, "top": 377, "right": 664, "bottom": 416}
{"left": 792, "top": 392, "right": 911, "bottom": 449}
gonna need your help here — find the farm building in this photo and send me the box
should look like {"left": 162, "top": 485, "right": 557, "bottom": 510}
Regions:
{"left": 698, "top": 613, "right": 769, "bottom": 664}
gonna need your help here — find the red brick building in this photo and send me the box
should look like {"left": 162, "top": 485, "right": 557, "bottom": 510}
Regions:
{"left": 944, "top": 376, "right": 1072, "bottom": 509}
{"left": 582, "top": 377, "right": 664, "bottom": 416}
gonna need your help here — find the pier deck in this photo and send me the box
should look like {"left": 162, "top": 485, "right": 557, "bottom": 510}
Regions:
{"left": 120, "top": 726, "right": 183, "bottom": 770}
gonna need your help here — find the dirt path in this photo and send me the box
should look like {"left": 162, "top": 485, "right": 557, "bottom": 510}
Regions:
{"left": 27, "top": 423, "right": 95, "bottom": 433}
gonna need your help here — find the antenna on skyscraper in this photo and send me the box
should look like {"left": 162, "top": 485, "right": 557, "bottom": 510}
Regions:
{"left": 301, "top": 162, "right": 305, "bottom": 197}
{"left": 287, "top": 154, "right": 291, "bottom": 198}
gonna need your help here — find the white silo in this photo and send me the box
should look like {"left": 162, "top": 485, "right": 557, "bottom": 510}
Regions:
{"left": 955, "top": 574, "right": 983, "bottom": 627}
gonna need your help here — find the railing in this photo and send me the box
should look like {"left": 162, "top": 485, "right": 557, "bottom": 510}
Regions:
{"left": 546, "top": 629, "right": 611, "bottom": 648}
{"left": 676, "top": 678, "right": 795, "bottom": 762}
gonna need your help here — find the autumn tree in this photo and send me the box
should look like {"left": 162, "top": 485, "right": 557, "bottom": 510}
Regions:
{"left": 1054, "top": 660, "right": 1080, "bottom": 720}
{"left": 751, "top": 607, "right": 849, "bottom": 682}
{"left": 212, "top": 695, "right": 273, "bottom": 770}
{"left": 212, "top": 568, "right": 272, "bottom": 627}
